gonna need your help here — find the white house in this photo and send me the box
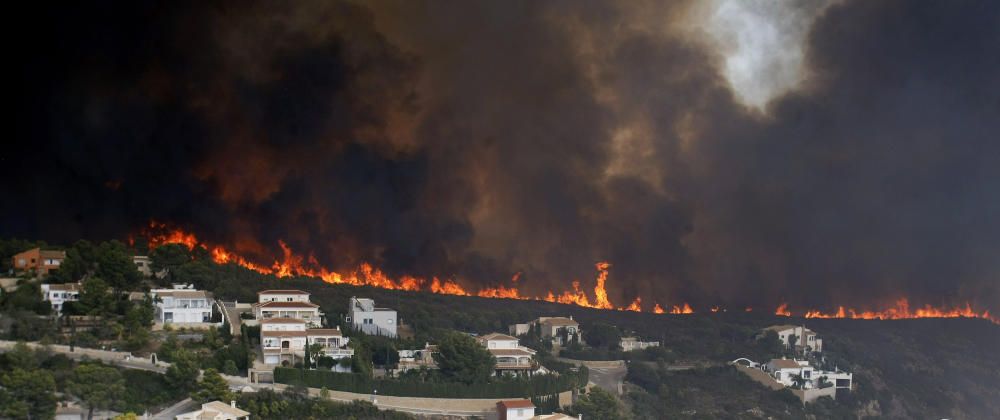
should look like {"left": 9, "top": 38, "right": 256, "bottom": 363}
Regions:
{"left": 763, "top": 325, "right": 824, "bottom": 353}
{"left": 41, "top": 283, "right": 81, "bottom": 313}
{"left": 150, "top": 285, "right": 214, "bottom": 324}
{"left": 509, "top": 316, "right": 582, "bottom": 345}
{"left": 175, "top": 400, "right": 250, "bottom": 420}
{"left": 347, "top": 297, "right": 397, "bottom": 337}
{"left": 257, "top": 289, "right": 312, "bottom": 303}
{"left": 259, "top": 318, "right": 352, "bottom": 366}
{"left": 764, "top": 358, "right": 852, "bottom": 390}
{"left": 477, "top": 333, "right": 541, "bottom": 376}
{"left": 496, "top": 399, "right": 535, "bottom": 420}
{"left": 253, "top": 290, "right": 323, "bottom": 327}
{"left": 621, "top": 336, "right": 660, "bottom": 352}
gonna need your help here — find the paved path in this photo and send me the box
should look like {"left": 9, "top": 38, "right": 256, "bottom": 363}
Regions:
{"left": 150, "top": 398, "right": 195, "bottom": 420}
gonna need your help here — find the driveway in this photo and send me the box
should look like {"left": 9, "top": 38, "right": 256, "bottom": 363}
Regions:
{"left": 587, "top": 364, "right": 627, "bottom": 395}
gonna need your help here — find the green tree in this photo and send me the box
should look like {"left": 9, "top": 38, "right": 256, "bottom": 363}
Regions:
{"left": 4, "top": 341, "right": 39, "bottom": 370}
{"left": 67, "top": 363, "right": 125, "bottom": 420}
{"left": 159, "top": 333, "right": 179, "bottom": 361}
{"left": 223, "top": 359, "right": 240, "bottom": 376}
{"left": 165, "top": 349, "right": 200, "bottom": 393}
{"left": 172, "top": 260, "right": 217, "bottom": 291}
{"left": 586, "top": 323, "right": 622, "bottom": 350}
{"left": 371, "top": 340, "right": 399, "bottom": 367}
{"left": 123, "top": 295, "right": 155, "bottom": 350}
{"left": 0, "top": 282, "right": 51, "bottom": 314}
{"left": 149, "top": 244, "right": 192, "bottom": 282}
{"left": 0, "top": 368, "right": 57, "bottom": 419}
{"left": 95, "top": 240, "right": 141, "bottom": 292}
{"left": 433, "top": 332, "right": 495, "bottom": 384}
{"left": 78, "top": 277, "right": 115, "bottom": 316}
{"left": 53, "top": 242, "right": 94, "bottom": 283}
{"left": 567, "top": 387, "right": 625, "bottom": 420}
{"left": 193, "top": 368, "right": 233, "bottom": 403}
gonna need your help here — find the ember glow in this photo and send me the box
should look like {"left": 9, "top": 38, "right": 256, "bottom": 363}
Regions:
{"left": 140, "top": 222, "right": 1000, "bottom": 324}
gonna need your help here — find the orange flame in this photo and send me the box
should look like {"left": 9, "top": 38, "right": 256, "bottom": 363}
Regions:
{"left": 140, "top": 222, "right": 999, "bottom": 323}
{"left": 775, "top": 303, "right": 791, "bottom": 316}
{"left": 622, "top": 297, "right": 642, "bottom": 312}
{"left": 670, "top": 303, "right": 694, "bottom": 314}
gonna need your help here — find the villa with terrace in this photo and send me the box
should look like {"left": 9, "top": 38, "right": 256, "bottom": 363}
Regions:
{"left": 477, "top": 333, "right": 546, "bottom": 376}
{"left": 259, "top": 317, "right": 353, "bottom": 366}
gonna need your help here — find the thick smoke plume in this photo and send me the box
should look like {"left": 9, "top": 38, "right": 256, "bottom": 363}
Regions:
{"left": 4, "top": 0, "right": 999, "bottom": 311}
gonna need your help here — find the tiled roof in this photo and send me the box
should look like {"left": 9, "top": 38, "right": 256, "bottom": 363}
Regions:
{"left": 45, "top": 283, "right": 80, "bottom": 291}
{"left": 202, "top": 401, "right": 250, "bottom": 417}
{"left": 306, "top": 328, "right": 342, "bottom": 336}
{"left": 478, "top": 332, "right": 518, "bottom": 342}
{"left": 498, "top": 399, "right": 535, "bottom": 409}
{"left": 540, "top": 317, "right": 578, "bottom": 326}
{"left": 262, "top": 330, "right": 307, "bottom": 337}
{"left": 768, "top": 359, "right": 802, "bottom": 369}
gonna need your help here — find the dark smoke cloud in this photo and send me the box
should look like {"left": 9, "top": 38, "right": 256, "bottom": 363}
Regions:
{"left": 4, "top": 0, "right": 998, "bottom": 310}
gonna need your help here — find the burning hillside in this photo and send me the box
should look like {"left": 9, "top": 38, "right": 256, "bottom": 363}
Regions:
{"left": 136, "top": 221, "right": 998, "bottom": 324}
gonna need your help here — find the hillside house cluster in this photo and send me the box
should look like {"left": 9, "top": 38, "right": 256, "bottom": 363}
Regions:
{"left": 508, "top": 316, "right": 581, "bottom": 345}
{"left": 347, "top": 296, "right": 397, "bottom": 337}
{"left": 733, "top": 324, "right": 853, "bottom": 403}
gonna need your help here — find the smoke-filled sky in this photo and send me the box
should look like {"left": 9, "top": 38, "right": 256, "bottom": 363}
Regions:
{"left": 4, "top": 0, "right": 999, "bottom": 310}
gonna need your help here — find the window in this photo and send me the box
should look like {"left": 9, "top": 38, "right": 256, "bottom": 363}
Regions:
{"left": 387, "top": 319, "right": 393, "bottom": 324}
{"left": 517, "top": 409, "right": 523, "bottom": 416}
{"left": 287, "top": 297, "right": 293, "bottom": 301}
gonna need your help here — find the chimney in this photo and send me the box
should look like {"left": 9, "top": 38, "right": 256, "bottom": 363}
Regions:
{"left": 231, "top": 401, "right": 237, "bottom": 408}
{"left": 569, "top": 315, "right": 573, "bottom": 320}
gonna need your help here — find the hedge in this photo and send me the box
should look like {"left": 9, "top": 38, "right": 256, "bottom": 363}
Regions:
{"left": 274, "top": 367, "right": 587, "bottom": 398}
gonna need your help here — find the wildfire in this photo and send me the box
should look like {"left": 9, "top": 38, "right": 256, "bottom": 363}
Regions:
{"left": 139, "top": 222, "right": 999, "bottom": 323}
{"left": 800, "top": 299, "right": 995, "bottom": 322}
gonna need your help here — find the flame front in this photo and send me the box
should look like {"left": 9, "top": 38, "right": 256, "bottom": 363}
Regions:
{"left": 140, "top": 222, "right": 998, "bottom": 323}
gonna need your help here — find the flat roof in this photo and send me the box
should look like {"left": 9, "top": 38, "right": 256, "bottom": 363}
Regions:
{"left": 256, "top": 301, "right": 319, "bottom": 308}
{"left": 260, "top": 317, "right": 306, "bottom": 324}
{"left": 258, "top": 289, "right": 310, "bottom": 295}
